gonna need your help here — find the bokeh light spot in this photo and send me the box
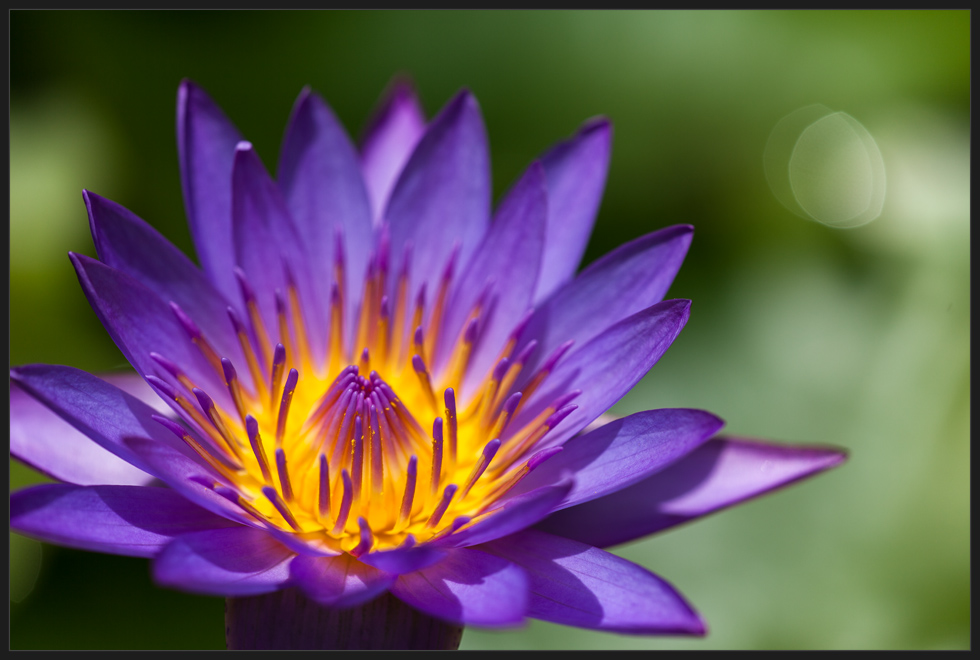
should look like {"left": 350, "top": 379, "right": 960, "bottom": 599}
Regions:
{"left": 765, "top": 105, "right": 886, "bottom": 229}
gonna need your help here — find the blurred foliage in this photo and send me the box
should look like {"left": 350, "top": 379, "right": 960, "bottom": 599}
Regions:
{"left": 9, "top": 9, "right": 969, "bottom": 650}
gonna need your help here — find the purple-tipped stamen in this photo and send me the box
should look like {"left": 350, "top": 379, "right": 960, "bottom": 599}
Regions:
{"left": 275, "top": 448, "right": 294, "bottom": 502}
{"left": 331, "top": 469, "right": 354, "bottom": 535}
{"left": 275, "top": 368, "right": 299, "bottom": 447}
{"left": 397, "top": 455, "right": 418, "bottom": 528}
{"left": 492, "top": 357, "right": 511, "bottom": 384}
{"left": 488, "top": 391, "right": 523, "bottom": 440}
{"left": 269, "top": 343, "right": 286, "bottom": 410}
{"left": 192, "top": 386, "right": 242, "bottom": 455}
{"left": 245, "top": 414, "right": 274, "bottom": 484}
{"left": 149, "top": 352, "right": 186, "bottom": 384}
{"left": 430, "top": 417, "right": 444, "bottom": 495}
{"left": 459, "top": 438, "right": 501, "bottom": 500}
{"left": 317, "top": 453, "right": 331, "bottom": 520}
{"left": 486, "top": 446, "right": 564, "bottom": 502}
{"left": 262, "top": 486, "right": 302, "bottom": 532}
{"left": 369, "top": 404, "right": 383, "bottom": 494}
{"left": 412, "top": 354, "right": 439, "bottom": 412}
{"left": 221, "top": 357, "right": 248, "bottom": 422}
{"left": 444, "top": 388, "right": 458, "bottom": 468}
{"left": 545, "top": 404, "right": 578, "bottom": 430}
{"left": 351, "top": 415, "right": 365, "bottom": 502}
{"left": 350, "top": 517, "right": 374, "bottom": 557}
{"left": 169, "top": 300, "right": 202, "bottom": 340}
{"left": 425, "top": 483, "right": 458, "bottom": 529}
{"left": 144, "top": 374, "right": 178, "bottom": 401}
{"left": 152, "top": 413, "right": 241, "bottom": 472}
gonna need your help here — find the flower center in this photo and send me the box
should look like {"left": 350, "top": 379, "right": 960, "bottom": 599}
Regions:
{"left": 149, "top": 236, "right": 576, "bottom": 555}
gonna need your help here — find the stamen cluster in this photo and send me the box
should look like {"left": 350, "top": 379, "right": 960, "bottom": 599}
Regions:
{"left": 149, "top": 231, "right": 577, "bottom": 554}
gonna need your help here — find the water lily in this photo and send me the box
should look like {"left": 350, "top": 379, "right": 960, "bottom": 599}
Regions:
{"left": 9, "top": 78, "right": 846, "bottom": 649}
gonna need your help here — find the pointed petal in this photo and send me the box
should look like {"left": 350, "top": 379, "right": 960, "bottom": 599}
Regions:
{"left": 10, "top": 373, "right": 161, "bottom": 486}
{"left": 260, "top": 530, "right": 342, "bottom": 558}
{"left": 359, "top": 543, "right": 448, "bottom": 575}
{"left": 508, "top": 298, "right": 691, "bottom": 449}
{"left": 177, "top": 79, "right": 243, "bottom": 303}
{"left": 510, "top": 408, "right": 725, "bottom": 510}
{"left": 123, "top": 436, "right": 261, "bottom": 529}
{"left": 232, "top": 141, "right": 322, "bottom": 349}
{"left": 536, "top": 437, "right": 847, "bottom": 548}
{"left": 534, "top": 118, "right": 612, "bottom": 302}
{"left": 153, "top": 526, "right": 294, "bottom": 596}
{"left": 291, "top": 553, "right": 395, "bottom": 608}
{"left": 443, "top": 161, "right": 547, "bottom": 397}
{"left": 10, "top": 484, "right": 236, "bottom": 558}
{"left": 10, "top": 365, "right": 195, "bottom": 484}
{"left": 437, "top": 481, "right": 572, "bottom": 549}
{"left": 518, "top": 224, "right": 693, "bottom": 382}
{"left": 278, "top": 87, "right": 374, "bottom": 351}
{"left": 484, "top": 528, "right": 705, "bottom": 635}
{"left": 390, "top": 547, "right": 528, "bottom": 627}
{"left": 85, "top": 190, "right": 248, "bottom": 387}
{"left": 385, "top": 89, "right": 490, "bottom": 305}
{"left": 360, "top": 78, "right": 426, "bottom": 223}
{"left": 70, "top": 253, "right": 230, "bottom": 407}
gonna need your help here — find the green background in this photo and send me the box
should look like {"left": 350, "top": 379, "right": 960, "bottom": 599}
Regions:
{"left": 10, "top": 10, "right": 969, "bottom": 650}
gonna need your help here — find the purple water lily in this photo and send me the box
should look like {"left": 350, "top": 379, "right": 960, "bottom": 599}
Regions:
{"left": 10, "top": 79, "right": 845, "bottom": 647}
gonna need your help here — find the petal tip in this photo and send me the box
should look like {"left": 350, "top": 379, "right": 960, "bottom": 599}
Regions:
{"left": 290, "top": 85, "right": 319, "bottom": 118}
{"left": 688, "top": 612, "right": 709, "bottom": 637}
{"left": 580, "top": 115, "right": 612, "bottom": 137}
{"left": 444, "top": 88, "right": 479, "bottom": 118}
{"left": 819, "top": 445, "right": 850, "bottom": 468}
{"left": 389, "top": 76, "right": 419, "bottom": 103}
{"left": 177, "top": 78, "right": 209, "bottom": 113}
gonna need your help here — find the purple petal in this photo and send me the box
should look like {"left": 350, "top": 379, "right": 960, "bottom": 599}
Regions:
{"left": 536, "top": 436, "right": 847, "bottom": 548}
{"left": 153, "top": 526, "right": 294, "bottom": 596}
{"left": 358, "top": 543, "right": 448, "bottom": 575}
{"left": 436, "top": 481, "right": 572, "bottom": 548}
{"left": 518, "top": 224, "right": 693, "bottom": 382}
{"left": 278, "top": 87, "right": 374, "bottom": 351}
{"left": 385, "top": 89, "right": 490, "bottom": 308}
{"left": 85, "top": 191, "right": 249, "bottom": 388}
{"left": 10, "top": 373, "right": 160, "bottom": 486}
{"left": 291, "top": 553, "right": 395, "bottom": 608}
{"left": 10, "top": 484, "right": 236, "bottom": 558}
{"left": 123, "top": 436, "right": 260, "bottom": 529}
{"left": 441, "top": 161, "right": 547, "bottom": 398}
{"left": 509, "top": 408, "right": 725, "bottom": 510}
{"left": 91, "top": 371, "right": 172, "bottom": 412}
{"left": 534, "top": 118, "right": 612, "bottom": 303}
{"left": 70, "top": 253, "right": 230, "bottom": 408}
{"left": 508, "top": 298, "right": 691, "bottom": 449}
{"left": 484, "top": 528, "right": 705, "bottom": 635}
{"left": 232, "top": 142, "right": 322, "bottom": 352}
{"left": 360, "top": 78, "right": 426, "bottom": 223}
{"left": 176, "top": 79, "right": 244, "bottom": 305}
{"left": 390, "top": 547, "right": 528, "bottom": 627}
{"left": 256, "top": 529, "right": 343, "bottom": 559}
{"left": 10, "top": 365, "right": 197, "bottom": 484}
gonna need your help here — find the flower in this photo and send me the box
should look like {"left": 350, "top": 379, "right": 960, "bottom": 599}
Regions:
{"left": 10, "top": 78, "right": 846, "bottom": 641}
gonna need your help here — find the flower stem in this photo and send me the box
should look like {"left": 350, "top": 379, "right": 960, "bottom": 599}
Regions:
{"left": 225, "top": 588, "right": 464, "bottom": 650}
